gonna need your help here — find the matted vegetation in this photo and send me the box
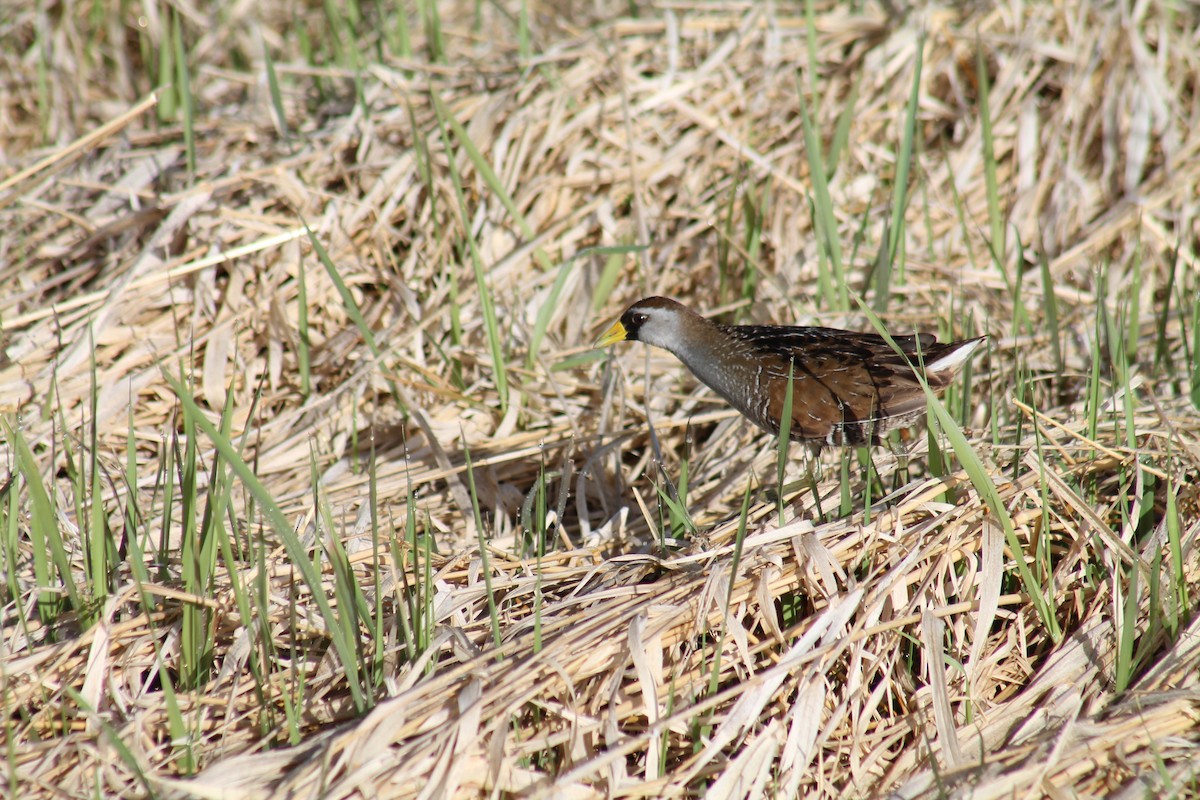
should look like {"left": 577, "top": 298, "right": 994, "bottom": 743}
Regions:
{"left": 2, "top": 1, "right": 1199, "bottom": 797}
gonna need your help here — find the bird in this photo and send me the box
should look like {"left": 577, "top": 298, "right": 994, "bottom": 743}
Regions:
{"left": 597, "top": 296, "right": 985, "bottom": 449}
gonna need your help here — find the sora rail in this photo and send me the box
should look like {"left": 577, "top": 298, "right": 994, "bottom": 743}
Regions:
{"left": 598, "top": 296, "right": 985, "bottom": 449}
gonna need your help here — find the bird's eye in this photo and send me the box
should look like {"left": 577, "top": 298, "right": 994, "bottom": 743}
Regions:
{"left": 633, "top": 313, "right": 648, "bottom": 325}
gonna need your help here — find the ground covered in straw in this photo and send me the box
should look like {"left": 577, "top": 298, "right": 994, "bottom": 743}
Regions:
{"left": 2, "top": 1, "right": 1199, "bottom": 798}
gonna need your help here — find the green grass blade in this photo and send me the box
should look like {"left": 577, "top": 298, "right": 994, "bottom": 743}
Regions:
{"left": 1038, "top": 247, "right": 1064, "bottom": 396}
{"left": 261, "top": 32, "right": 290, "bottom": 143}
{"left": 591, "top": 245, "right": 631, "bottom": 313}
{"left": 776, "top": 363, "right": 794, "bottom": 524}
{"left": 419, "top": 0, "right": 444, "bottom": 62}
{"left": 531, "top": 244, "right": 645, "bottom": 368}
{"left": 5, "top": 419, "right": 82, "bottom": 622}
{"left": 172, "top": 10, "right": 195, "bottom": 180}
{"left": 438, "top": 95, "right": 555, "bottom": 272}
{"left": 976, "top": 40, "right": 1004, "bottom": 265}
{"left": 795, "top": 74, "right": 846, "bottom": 311}
{"left": 877, "top": 35, "right": 923, "bottom": 314}
{"left": 463, "top": 440, "right": 503, "bottom": 652}
{"left": 164, "top": 372, "right": 369, "bottom": 713}
{"left": 431, "top": 92, "right": 510, "bottom": 411}
{"left": 527, "top": 259, "right": 576, "bottom": 370}
{"left": 827, "top": 71, "right": 861, "bottom": 175}
{"left": 64, "top": 688, "right": 156, "bottom": 793}
{"left": 303, "top": 222, "right": 379, "bottom": 356}
{"left": 708, "top": 477, "right": 754, "bottom": 697}
{"left": 851, "top": 295, "right": 1062, "bottom": 642}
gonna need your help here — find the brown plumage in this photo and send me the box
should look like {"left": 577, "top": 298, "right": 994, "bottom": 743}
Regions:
{"left": 598, "top": 297, "right": 985, "bottom": 448}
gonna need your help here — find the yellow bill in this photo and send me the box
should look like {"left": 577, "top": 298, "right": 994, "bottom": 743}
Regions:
{"left": 596, "top": 320, "right": 628, "bottom": 348}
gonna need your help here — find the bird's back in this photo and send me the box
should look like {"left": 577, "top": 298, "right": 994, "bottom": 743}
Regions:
{"left": 720, "top": 325, "right": 983, "bottom": 446}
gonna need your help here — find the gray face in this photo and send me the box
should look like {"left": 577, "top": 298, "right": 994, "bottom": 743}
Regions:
{"left": 620, "top": 301, "right": 686, "bottom": 352}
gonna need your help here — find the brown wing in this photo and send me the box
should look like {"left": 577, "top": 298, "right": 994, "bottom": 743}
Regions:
{"left": 727, "top": 326, "right": 963, "bottom": 445}
{"left": 760, "top": 348, "right": 895, "bottom": 445}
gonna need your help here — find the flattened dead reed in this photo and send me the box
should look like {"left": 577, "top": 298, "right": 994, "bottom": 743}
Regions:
{"left": 2, "top": 2, "right": 1199, "bottom": 798}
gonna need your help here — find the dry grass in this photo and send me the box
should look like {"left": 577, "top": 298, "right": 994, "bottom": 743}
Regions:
{"left": 2, "top": 1, "right": 1200, "bottom": 798}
